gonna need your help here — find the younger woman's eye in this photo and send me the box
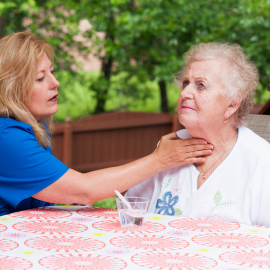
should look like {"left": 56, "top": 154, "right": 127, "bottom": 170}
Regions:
{"left": 51, "top": 70, "right": 55, "bottom": 74}
{"left": 183, "top": 80, "right": 189, "bottom": 88}
{"left": 37, "top": 76, "right": 45, "bottom": 82}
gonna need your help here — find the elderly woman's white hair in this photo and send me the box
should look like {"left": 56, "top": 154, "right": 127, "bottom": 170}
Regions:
{"left": 175, "top": 42, "right": 259, "bottom": 126}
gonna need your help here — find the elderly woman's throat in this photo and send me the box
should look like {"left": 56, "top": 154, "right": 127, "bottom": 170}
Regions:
{"left": 198, "top": 133, "right": 238, "bottom": 186}
{"left": 201, "top": 144, "right": 231, "bottom": 179}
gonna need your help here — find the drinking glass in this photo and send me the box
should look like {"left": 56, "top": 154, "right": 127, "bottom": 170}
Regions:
{"left": 115, "top": 197, "right": 149, "bottom": 228}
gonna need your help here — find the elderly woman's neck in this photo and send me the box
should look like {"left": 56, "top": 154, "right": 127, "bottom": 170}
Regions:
{"left": 188, "top": 124, "right": 238, "bottom": 152}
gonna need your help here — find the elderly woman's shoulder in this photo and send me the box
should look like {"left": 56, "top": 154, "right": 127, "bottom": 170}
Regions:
{"left": 239, "top": 126, "right": 270, "bottom": 155}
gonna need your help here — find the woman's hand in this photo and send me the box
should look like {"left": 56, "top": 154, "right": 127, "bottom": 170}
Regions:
{"left": 33, "top": 132, "right": 212, "bottom": 205}
{"left": 153, "top": 132, "right": 213, "bottom": 171}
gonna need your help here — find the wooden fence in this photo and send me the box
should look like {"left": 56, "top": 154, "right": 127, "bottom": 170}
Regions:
{"left": 52, "top": 111, "right": 181, "bottom": 172}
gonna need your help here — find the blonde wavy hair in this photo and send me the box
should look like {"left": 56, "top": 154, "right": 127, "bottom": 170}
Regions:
{"left": 175, "top": 42, "right": 259, "bottom": 126}
{"left": 0, "top": 32, "right": 55, "bottom": 148}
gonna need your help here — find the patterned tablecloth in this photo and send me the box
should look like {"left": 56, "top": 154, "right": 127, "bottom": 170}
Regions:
{"left": 0, "top": 206, "right": 270, "bottom": 270}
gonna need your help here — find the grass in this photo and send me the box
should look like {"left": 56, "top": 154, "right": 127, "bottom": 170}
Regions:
{"left": 92, "top": 196, "right": 117, "bottom": 209}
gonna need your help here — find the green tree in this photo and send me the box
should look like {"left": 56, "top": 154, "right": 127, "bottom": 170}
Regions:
{"left": 192, "top": 0, "right": 270, "bottom": 100}
{"left": 80, "top": 0, "right": 270, "bottom": 112}
{"left": 0, "top": 0, "right": 38, "bottom": 37}
{"left": 1, "top": 0, "right": 270, "bottom": 115}
{"left": 77, "top": 0, "right": 130, "bottom": 113}
{"left": 115, "top": 0, "right": 196, "bottom": 112}
{"left": 78, "top": 0, "right": 193, "bottom": 113}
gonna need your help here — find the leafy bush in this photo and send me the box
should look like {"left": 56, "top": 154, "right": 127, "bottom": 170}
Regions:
{"left": 54, "top": 70, "right": 181, "bottom": 122}
{"left": 93, "top": 196, "right": 117, "bottom": 209}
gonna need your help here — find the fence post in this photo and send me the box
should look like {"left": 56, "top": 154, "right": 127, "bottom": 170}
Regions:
{"left": 63, "top": 117, "right": 72, "bottom": 167}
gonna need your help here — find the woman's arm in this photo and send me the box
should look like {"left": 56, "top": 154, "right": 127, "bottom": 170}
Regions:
{"left": 32, "top": 132, "right": 213, "bottom": 204}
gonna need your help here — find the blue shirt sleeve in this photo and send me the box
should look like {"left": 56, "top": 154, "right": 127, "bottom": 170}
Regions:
{"left": 0, "top": 118, "right": 69, "bottom": 210}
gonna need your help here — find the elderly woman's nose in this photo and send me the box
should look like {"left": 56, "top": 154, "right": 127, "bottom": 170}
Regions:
{"left": 180, "top": 86, "right": 193, "bottom": 100}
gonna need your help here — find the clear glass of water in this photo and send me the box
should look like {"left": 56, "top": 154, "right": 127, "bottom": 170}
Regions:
{"left": 115, "top": 197, "right": 149, "bottom": 228}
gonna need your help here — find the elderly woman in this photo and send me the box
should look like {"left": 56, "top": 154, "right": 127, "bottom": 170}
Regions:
{"left": 0, "top": 32, "right": 213, "bottom": 216}
{"left": 126, "top": 42, "right": 270, "bottom": 226}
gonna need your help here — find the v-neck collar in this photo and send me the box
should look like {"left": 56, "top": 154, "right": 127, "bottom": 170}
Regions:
{"left": 190, "top": 127, "right": 240, "bottom": 191}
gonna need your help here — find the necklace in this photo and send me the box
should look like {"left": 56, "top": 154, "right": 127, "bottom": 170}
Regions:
{"left": 201, "top": 134, "right": 237, "bottom": 180}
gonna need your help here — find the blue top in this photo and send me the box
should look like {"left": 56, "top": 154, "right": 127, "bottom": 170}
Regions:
{"left": 0, "top": 117, "right": 69, "bottom": 216}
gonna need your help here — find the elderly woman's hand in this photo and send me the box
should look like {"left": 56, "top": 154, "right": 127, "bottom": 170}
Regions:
{"left": 153, "top": 132, "right": 213, "bottom": 171}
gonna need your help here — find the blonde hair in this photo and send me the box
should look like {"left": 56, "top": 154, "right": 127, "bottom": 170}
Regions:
{"left": 0, "top": 32, "right": 55, "bottom": 147}
{"left": 175, "top": 42, "right": 259, "bottom": 126}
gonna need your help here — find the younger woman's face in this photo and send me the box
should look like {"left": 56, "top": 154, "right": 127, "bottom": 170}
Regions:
{"left": 28, "top": 53, "right": 60, "bottom": 121}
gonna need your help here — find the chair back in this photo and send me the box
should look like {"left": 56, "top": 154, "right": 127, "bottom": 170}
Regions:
{"left": 244, "top": 114, "right": 270, "bottom": 143}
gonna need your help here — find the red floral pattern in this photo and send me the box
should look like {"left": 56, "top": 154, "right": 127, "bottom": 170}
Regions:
{"left": 0, "top": 239, "right": 19, "bottom": 252}
{"left": 192, "top": 233, "right": 268, "bottom": 249}
{"left": 92, "top": 220, "right": 166, "bottom": 234}
{"left": 110, "top": 234, "right": 189, "bottom": 251}
{"left": 169, "top": 218, "right": 240, "bottom": 232}
{"left": 132, "top": 252, "right": 217, "bottom": 269}
{"left": 220, "top": 250, "right": 270, "bottom": 267}
{"left": 13, "top": 220, "right": 88, "bottom": 235}
{"left": 0, "top": 255, "right": 32, "bottom": 269}
{"left": 4, "top": 205, "right": 270, "bottom": 269}
{"left": 9, "top": 207, "right": 72, "bottom": 220}
{"left": 77, "top": 207, "right": 118, "bottom": 219}
{"left": 39, "top": 254, "right": 127, "bottom": 270}
{"left": 0, "top": 223, "right": 7, "bottom": 233}
{"left": 25, "top": 235, "right": 105, "bottom": 252}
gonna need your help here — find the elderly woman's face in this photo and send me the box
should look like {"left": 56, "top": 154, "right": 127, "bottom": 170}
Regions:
{"left": 177, "top": 60, "right": 229, "bottom": 130}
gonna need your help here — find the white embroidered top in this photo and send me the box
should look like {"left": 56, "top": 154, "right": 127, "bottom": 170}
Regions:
{"left": 126, "top": 126, "right": 270, "bottom": 226}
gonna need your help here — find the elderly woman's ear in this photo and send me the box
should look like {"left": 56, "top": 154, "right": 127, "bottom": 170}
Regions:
{"left": 225, "top": 93, "right": 242, "bottom": 121}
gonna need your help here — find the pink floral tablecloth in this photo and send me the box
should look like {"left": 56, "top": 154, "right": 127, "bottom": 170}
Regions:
{"left": 0, "top": 205, "right": 269, "bottom": 270}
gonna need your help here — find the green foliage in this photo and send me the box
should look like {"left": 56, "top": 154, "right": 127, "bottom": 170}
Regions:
{"left": 56, "top": 196, "right": 117, "bottom": 209}
{"left": 54, "top": 70, "right": 179, "bottom": 122}
{"left": 255, "top": 84, "right": 270, "bottom": 104}
{"left": 54, "top": 70, "right": 98, "bottom": 122}
{"left": 93, "top": 196, "right": 117, "bottom": 209}
{"left": 0, "top": 0, "right": 39, "bottom": 37}
{"left": 77, "top": 0, "right": 270, "bottom": 107}
{"left": 2, "top": 0, "right": 270, "bottom": 116}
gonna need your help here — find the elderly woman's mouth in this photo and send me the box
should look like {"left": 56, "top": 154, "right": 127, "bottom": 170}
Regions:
{"left": 182, "top": 106, "right": 195, "bottom": 111}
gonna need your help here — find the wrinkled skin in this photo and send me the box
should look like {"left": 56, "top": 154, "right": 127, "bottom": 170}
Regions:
{"left": 177, "top": 60, "right": 240, "bottom": 186}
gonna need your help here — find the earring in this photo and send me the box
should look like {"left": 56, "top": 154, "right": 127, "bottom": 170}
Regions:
{"left": 224, "top": 117, "right": 228, "bottom": 123}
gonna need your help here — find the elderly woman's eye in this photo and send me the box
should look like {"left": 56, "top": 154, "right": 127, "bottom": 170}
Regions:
{"left": 183, "top": 80, "right": 189, "bottom": 88}
{"left": 198, "top": 82, "right": 205, "bottom": 89}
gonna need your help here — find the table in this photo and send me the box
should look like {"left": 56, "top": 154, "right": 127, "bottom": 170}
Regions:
{"left": 0, "top": 206, "right": 269, "bottom": 270}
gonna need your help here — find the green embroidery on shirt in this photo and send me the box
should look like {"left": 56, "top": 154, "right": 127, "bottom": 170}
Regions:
{"left": 212, "top": 191, "right": 235, "bottom": 210}
{"left": 214, "top": 191, "right": 222, "bottom": 205}
{"left": 160, "top": 178, "right": 172, "bottom": 197}
{"left": 175, "top": 208, "right": 183, "bottom": 216}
